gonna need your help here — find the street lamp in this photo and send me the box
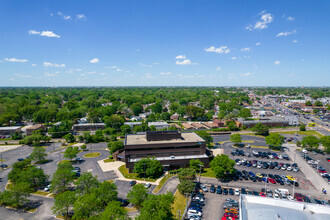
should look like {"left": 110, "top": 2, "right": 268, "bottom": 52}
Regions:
{"left": 198, "top": 164, "right": 203, "bottom": 183}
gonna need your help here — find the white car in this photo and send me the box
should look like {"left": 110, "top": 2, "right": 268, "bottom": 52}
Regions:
{"left": 145, "top": 183, "right": 151, "bottom": 188}
{"left": 302, "top": 149, "right": 308, "bottom": 154}
{"left": 187, "top": 209, "right": 202, "bottom": 217}
{"left": 293, "top": 167, "right": 299, "bottom": 172}
{"left": 236, "top": 160, "right": 242, "bottom": 166}
{"left": 246, "top": 144, "right": 251, "bottom": 148}
{"left": 257, "top": 164, "right": 263, "bottom": 169}
{"left": 44, "top": 184, "right": 51, "bottom": 191}
{"left": 252, "top": 150, "right": 258, "bottom": 155}
{"left": 193, "top": 196, "right": 204, "bottom": 202}
{"left": 287, "top": 196, "right": 294, "bottom": 201}
{"left": 273, "top": 193, "right": 280, "bottom": 199}
{"left": 234, "top": 189, "right": 240, "bottom": 196}
{"left": 287, "top": 166, "right": 293, "bottom": 171}
{"left": 278, "top": 155, "right": 283, "bottom": 159}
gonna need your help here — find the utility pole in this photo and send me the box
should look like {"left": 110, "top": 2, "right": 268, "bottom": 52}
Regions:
{"left": 144, "top": 163, "right": 146, "bottom": 180}
{"left": 198, "top": 164, "right": 203, "bottom": 183}
{"left": 0, "top": 154, "right": 3, "bottom": 169}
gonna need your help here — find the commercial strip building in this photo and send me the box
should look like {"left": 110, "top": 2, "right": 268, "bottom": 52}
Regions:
{"left": 25, "top": 124, "right": 46, "bottom": 136}
{"left": 147, "top": 122, "right": 169, "bottom": 130}
{"left": 237, "top": 116, "right": 290, "bottom": 128}
{"left": 122, "top": 131, "right": 212, "bottom": 172}
{"left": 0, "top": 126, "right": 21, "bottom": 136}
{"left": 72, "top": 123, "right": 106, "bottom": 132}
{"left": 240, "top": 195, "right": 330, "bottom": 220}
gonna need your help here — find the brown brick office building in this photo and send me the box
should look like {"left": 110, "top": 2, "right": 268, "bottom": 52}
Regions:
{"left": 123, "top": 131, "right": 212, "bottom": 172}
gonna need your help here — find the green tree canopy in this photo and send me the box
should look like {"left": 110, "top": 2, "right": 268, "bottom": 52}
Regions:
{"left": 75, "top": 172, "right": 99, "bottom": 195}
{"left": 265, "top": 133, "right": 284, "bottom": 147}
{"left": 64, "top": 133, "right": 75, "bottom": 143}
{"left": 239, "top": 108, "right": 252, "bottom": 119}
{"left": 127, "top": 184, "right": 149, "bottom": 208}
{"left": 108, "top": 141, "right": 124, "bottom": 154}
{"left": 230, "top": 134, "right": 242, "bottom": 145}
{"left": 133, "top": 157, "right": 164, "bottom": 179}
{"left": 301, "top": 135, "right": 319, "bottom": 149}
{"left": 64, "top": 146, "right": 80, "bottom": 161}
{"left": 210, "top": 154, "right": 236, "bottom": 179}
{"left": 252, "top": 123, "right": 269, "bottom": 136}
{"left": 99, "top": 200, "right": 129, "bottom": 220}
{"left": 30, "top": 146, "right": 48, "bottom": 163}
{"left": 320, "top": 136, "right": 330, "bottom": 153}
{"left": 195, "top": 130, "right": 213, "bottom": 146}
{"left": 305, "top": 100, "right": 312, "bottom": 106}
{"left": 189, "top": 159, "right": 204, "bottom": 172}
{"left": 51, "top": 161, "right": 75, "bottom": 193}
{"left": 52, "top": 191, "right": 76, "bottom": 219}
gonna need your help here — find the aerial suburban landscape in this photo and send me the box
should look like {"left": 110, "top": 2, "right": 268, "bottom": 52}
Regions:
{"left": 1, "top": 0, "right": 330, "bottom": 220}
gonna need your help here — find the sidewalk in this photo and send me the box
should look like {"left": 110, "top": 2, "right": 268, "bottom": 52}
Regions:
{"left": 283, "top": 143, "right": 330, "bottom": 197}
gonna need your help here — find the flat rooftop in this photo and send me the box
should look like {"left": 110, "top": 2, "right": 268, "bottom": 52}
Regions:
{"left": 0, "top": 126, "right": 21, "bottom": 130}
{"left": 129, "top": 154, "right": 209, "bottom": 162}
{"left": 241, "top": 195, "right": 330, "bottom": 220}
{"left": 126, "top": 132, "right": 205, "bottom": 145}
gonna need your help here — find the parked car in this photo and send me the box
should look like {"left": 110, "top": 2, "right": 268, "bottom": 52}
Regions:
{"left": 129, "top": 181, "right": 137, "bottom": 186}
{"left": 145, "top": 183, "right": 151, "bottom": 188}
{"left": 44, "top": 184, "right": 51, "bottom": 191}
{"left": 216, "top": 186, "right": 222, "bottom": 194}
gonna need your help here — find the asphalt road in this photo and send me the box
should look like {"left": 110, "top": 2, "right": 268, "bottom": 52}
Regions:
{"left": 114, "top": 179, "right": 156, "bottom": 199}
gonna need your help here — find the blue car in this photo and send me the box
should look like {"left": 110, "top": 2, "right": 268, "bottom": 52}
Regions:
{"left": 262, "top": 177, "right": 269, "bottom": 183}
{"left": 248, "top": 172, "right": 255, "bottom": 177}
{"left": 247, "top": 163, "right": 252, "bottom": 167}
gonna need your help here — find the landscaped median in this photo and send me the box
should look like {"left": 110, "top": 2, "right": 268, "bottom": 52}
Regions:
{"left": 118, "top": 165, "right": 157, "bottom": 182}
{"left": 153, "top": 173, "right": 177, "bottom": 194}
{"left": 83, "top": 152, "right": 101, "bottom": 158}
{"left": 171, "top": 190, "right": 188, "bottom": 219}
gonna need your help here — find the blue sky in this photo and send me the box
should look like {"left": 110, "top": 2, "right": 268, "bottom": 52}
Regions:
{"left": 1, "top": 0, "right": 329, "bottom": 87}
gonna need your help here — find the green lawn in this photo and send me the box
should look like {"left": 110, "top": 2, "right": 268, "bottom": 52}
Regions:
{"left": 33, "top": 191, "right": 51, "bottom": 197}
{"left": 103, "top": 158, "right": 115, "bottom": 163}
{"left": 171, "top": 190, "right": 188, "bottom": 220}
{"left": 272, "top": 130, "right": 324, "bottom": 138}
{"left": 200, "top": 168, "right": 216, "bottom": 178}
{"left": 84, "top": 152, "right": 101, "bottom": 158}
{"left": 118, "top": 165, "right": 157, "bottom": 182}
{"left": 153, "top": 173, "right": 176, "bottom": 194}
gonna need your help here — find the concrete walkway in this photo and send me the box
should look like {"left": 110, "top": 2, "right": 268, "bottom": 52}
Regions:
{"left": 97, "top": 159, "right": 164, "bottom": 185}
{"left": 283, "top": 143, "right": 330, "bottom": 197}
{"left": 0, "top": 145, "right": 22, "bottom": 153}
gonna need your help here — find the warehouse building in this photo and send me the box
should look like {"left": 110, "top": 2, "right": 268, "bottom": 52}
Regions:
{"left": 72, "top": 123, "right": 105, "bottom": 132}
{"left": 123, "top": 130, "right": 212, "bottom": 172}
{"left": 0, "top": 126, "right": 21, "bottom": 136}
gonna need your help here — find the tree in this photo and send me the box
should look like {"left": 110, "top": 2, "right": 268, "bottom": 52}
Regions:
{"left": 93, "top": 181, "right": 118, "bottom": 208}
{"left": 210, "top": 154, "right": 235, "bottom": 179}
{"left": 230, "top": 134, "right": 242, "bottom": 145}
{"left": 75, "top": 172, "right": 99, "bottom": 195}
{"left": 10, "top": 182, "right": 31, "bottom": 208}
{"left": 73, "top": 193, "right": 102, "bottom": 220}
{"left": 305, "top": 100, "right": 312, "bottom": 106}
{"left": 51, "top": 161, "right": 75, "bottom": 193}
{"left": 299, "top": 124, "right": 306, "bottom": 131}
{"left": 99, "top": 201, "right": 129, "bottom": 220}
{"left": 320, "top": 136, "right": 330, "bottom": 153}
{"left": 20, "top": 166, "right": 48, "bottom": 190}
{"left": 265, "top": 133, "right": 284, "bottom": 150}
{"left": 104, "top": 115, "right": 125, "bottom": 129}
{"left": 81, "top": 144, "right": 87, "bottom": 151}
{"left": 133, "top": 157, "right": 164, "bottom": 179}
{"left": 64, "top": 146, "right": 80, "bottom": 161}
{"left": 136, "top": 192, "right": 175, "bottom": 220}
{"left": 189, "top": 159, "right": 204, "bottom": 172}
{"left": 30, "top": 146, "right": 47, "bottom": 163}
{"left": 239, "top": 108, "right": 252, "bottom": 119}
{"left": 301, "top": 135, "right": 319, "bottom": 149}
{"left": 52, "top": 191, "right": 76, "bottom": 219}
{"left": 195, "top": 130, "right": 213, "bottom": 146}
{"left": 252, "top": 123, "right": 269, "bottom": 136}
{"left": 64, "top": 133, "right": 75, "bottom": 143}
{"left": 178, "top": 179, "right": 195, "bottom": 194}
{"left": 120, "top": 125, "right": 131, "bottom": 135}
{"left": 127, "top": 184, "right": 148, "bottom": 208}
{"left": 108, "top": 141, "right": 124, "bottom": 154}
{"left": 130, "top": 103, "right": 143, "bottom": 116}
{"left": 314, "top": 100, "right": 323, "bottom": 106}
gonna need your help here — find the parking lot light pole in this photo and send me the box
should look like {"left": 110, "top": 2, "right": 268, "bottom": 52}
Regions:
{"left": 198, "top": 164, "right": 203, "bottom": 183}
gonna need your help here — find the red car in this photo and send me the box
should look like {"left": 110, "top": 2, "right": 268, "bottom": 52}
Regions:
{"left": 260, "top": 192, "right": 266, "bottom": 197}
{"left": 224, "top": 213, "right": 239, "bottom": 218}
{"left": 318, "top": 169, "right": 327, "bottom": 173}
{"left": 296, "top": 197, "right": 303, "bottom": 202}
{"left": 294, "top": 193, "right": 303, "bottom": 198}
{"left": 327, "top": 158, "right": 330, "bottom": 162}
{"left": 268, "top": 178, "right": 276, "bottom": 184}
{"left": 222, "top": 217, "right": 236, "bottom": 220}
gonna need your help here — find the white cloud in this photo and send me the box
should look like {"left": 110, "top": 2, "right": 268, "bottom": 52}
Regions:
{"left": 175, "top": 55, "right": 186, "bottom": 60}
{"left": 32, "top": 64, "right": 37, "bottom": 66}
{"left": 246, "top": 11, "right": 274, "bottom": 30}
{"left": 76, "top": 14, "right": 86, "bottom": 20}
{"left": 241, "top": 47, "right": 251, "bottom": 52}
{"left": 100, "top": 72, "right": 106, "bottom": 75}
{"left": 176, "top": 59, "right": 192, "bottom": 65}
{"left": 231, "top": 57, "right": 237, "bottom": 60}
{"left": 240, "top": 72, "right": 251, "bottom": 76}
{"left": 274, "top": 60, "right": 280, "bottom": 65}
{"left": 276, "top": 30, "right": 297, "bottom": 37}
{"left": 139, "top": 63, "right": 152, "bottom": 68}
{"left": 205, "top": 46, "right": 230, "bottom": 54}
{"left": 160, "top": 72, "right": 171, "bottom": 75}
{"left": 89, "top": 58, "right": 99, "bottom": 63}
{"left": 106, "top": 66, "right": 118, "bottom": 69}
{"left": 145, "top": 73, "right": 154, "bottom": 79}
{"left": 44, "top": 72, "right": 57, "bottom": 77}
{"left": 43, "top": 62, "right": 65, "bottom": 67}
{"left": 287, "top": 16, "right": 295, "bottom": 21}
{"left": 256, "top": 42, "right": 261, "bottom": 46}
{"left": 292, "top": 40, "right": 298, "bottom": 43}
{"left": 14, "top": 73, "right": 31, "bottom": 78}
{"left": 115, "top": 68, "right": 123, "bottom": 72}
{"left": 216, "top": 66, "right": 222, "bottom": 71}
{"left": 58, "top": 12, "right": 71, "bottom": 20}
{"left": 4, "top": 58, "right": 28, "bottom": 63}
{"left": 88, "top": 71, "right": 96, "bottom": 74}
{"left": 29, "top": 30, "right": 60, "bottom": 38}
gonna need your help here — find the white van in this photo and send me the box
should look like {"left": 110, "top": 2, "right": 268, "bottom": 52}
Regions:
{"left": 302, "top": 149, "right": 308, "bottom": 154}
{"left": 275, "top": 188, "right": 289, "bottom": 195}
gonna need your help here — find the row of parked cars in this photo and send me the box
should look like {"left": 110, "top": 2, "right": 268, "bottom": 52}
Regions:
{"left": 221, "top": 199, "right": 239, "bottom": 220}
{"left": 235, "top": 159, "right": 300, "bottom": 172}
{"left": 298, "top": 151, "right": 330, "bottom": 183}
{"left": 235, "top": 170, "right": 299, "bottom": 186}
{"left": 231, "top": 149, "right": 289, "bottom": 160}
